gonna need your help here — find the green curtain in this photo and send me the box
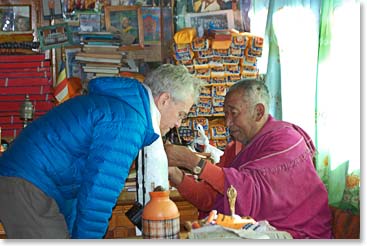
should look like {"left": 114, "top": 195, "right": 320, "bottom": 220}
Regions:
{"left": 250, "top": 0, "right": 360, "bottom": 214}
{"left": 315, "top": 0, "right": 360, "bottom": 214}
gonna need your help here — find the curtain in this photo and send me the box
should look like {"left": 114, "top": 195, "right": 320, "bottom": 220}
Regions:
{"left": 249, "top": 0, "right": 360, "bottom": 214}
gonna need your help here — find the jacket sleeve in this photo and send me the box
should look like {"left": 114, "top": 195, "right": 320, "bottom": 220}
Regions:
{"left": 71, "top": 121, "right": 145, "bottom": 238}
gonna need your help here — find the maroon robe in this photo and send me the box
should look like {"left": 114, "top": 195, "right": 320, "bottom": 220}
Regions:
{"left": 215, "top": 115, "right": 332, "bottom": 238}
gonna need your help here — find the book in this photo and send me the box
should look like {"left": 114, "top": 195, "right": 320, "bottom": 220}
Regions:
{"left": 0, "top": 77, "right": 52, "bottom": 87}
{"left": 93, "top": 73, "right": 120, "bottom": 78}
{"left": 0, "top": 67, "right": 50, "bottom": 73}
{"left": 0, "top": 54, "right": 46, "bottom": 62}
{"left": 0, "top": 71, "right": 51, "bottom": 79}
{"left": 0, "top": 85, "right": 52, "bottom": 95}
{"left": 82, "top": 45, "right": 119, "bottom": 53}
{"left": 0, "top": 94, "right": 53, "bottom": 102}
{"left": 75, "top": 52, "right": 123, "bottom": 64}
{"left": 0, "top": 61, "right": 51, "bottom": 69}
{"left": 83, "top": 40, "right": 121, "bottom": 46}
{"left": 76, "top": 56, "right": 122, "bottom": 64}
{"left": 83, "top": 67, "right": 119, "bottom": 74}
{"left": 0, "top": 101, "right": 54, "bottom": 112}
{"left": 81, "top": 62, "right": 122, "bottom": 68}
{"left": 0, "top": 32, "right": 34, "bottom": 43}
{"left": 75, "top": 52, "right": 122, "bottom": 59}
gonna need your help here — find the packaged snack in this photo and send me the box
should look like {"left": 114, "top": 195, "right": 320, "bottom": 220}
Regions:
{"left": 192, "top": 37, "right": 209, "bottom": 51}
{"left": 212, "top": 85, "right": 227, "bottom": 97}
{"left": 211, "top": 106, "right": 225, "bottom": 116}
{"left": 225, "top": 64, "right": 240, "bottom": 76}
{"left": 195, "top": 67, "right": 211, "bottom": 77}
{"left": 199, "top": 86, "right": 212, "bottom": 98}
{"left": 180, "top": 118, "right": 192, "bottom": 129}
{"left": 197, "top": 105, "right": 212, "bottom": 116}
{"left": 174, "top": 49, "right": 194, "bottom": 60}
{"left": 228, "top": 74, "right": 242, "bottom": 83}
{"left": 223, "top": 57, "right": 240, "bottom": 65}
{"left": 196, "top": 48, "right": 213, "bottom": 58}
{"left": 175, "top": 58, "right": 194, "bottom": 66}
{"left": 209, "top": 56, "right": 223, "bottom": 67}
{"left": 194, "top": 57, "right": 210, "bottom": 69}
{"left": 252, "top": 36, "right": 264, "bottom": 49}
{"left": 213, "top": 48, "right": 229, "bottom": 57}
{"left": 187, "top": 104, "right": 198, "bottom": 117}
{"left": 211, "top": 40, "right": 232, "bottom": 50}
{"left": 174, "top": 27, "right": 197, "bottom": 44}
{"left": 193, "top": 118, "right": 209, "bottom": 132}
{"left": 172, "top": 43, "right": 191, "bottom": 53}
{"left": 231, "top": 33, "right": 249, "bottom": 49}
{"left": 211, "top": 75, "right": 227, "bottom": 84}
{"left": 229, "top": 47, "right": 243, "bottom": 57}
{"left": 210, "top": 65, "right": 225, "bottom": 77}
{"left": 241, "top": 55, "right": 257, "bottom": 66}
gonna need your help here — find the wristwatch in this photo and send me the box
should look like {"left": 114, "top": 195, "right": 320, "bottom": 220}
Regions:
{"left": 193, "top": 158, "right": 206, "bottom": 175}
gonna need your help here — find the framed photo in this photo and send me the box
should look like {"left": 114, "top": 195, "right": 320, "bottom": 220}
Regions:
{"left": 37, "top": 23, "right": 73, "bottom": 51}
{"left": 64, "top": 46, "right": 82, "bottom": 79}
{"left": 185, "top": 9, "right": 234, "bottom": 34}
{"left": 105, "top": 5, "right": 144, "bottom": 50}
{"left": 0, "top": 4, "right": 32, "bottom": 33}
{"left": 190, "top": 0, "right": 233, "bottom": 13}
{"left": 42, "top": 0, "right": 63, "bottom": 20}
{"left": 141, "top": 7, "right": 160, "bottom": 44}
{"left": 79, "top": 13, "right": 101, "bottom": 32}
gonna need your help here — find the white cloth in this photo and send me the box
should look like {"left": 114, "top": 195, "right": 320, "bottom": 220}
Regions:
{"left": 137, "top": 85, "right": 169, "bottom": 205}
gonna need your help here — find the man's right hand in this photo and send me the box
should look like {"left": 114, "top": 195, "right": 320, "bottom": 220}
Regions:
{"left": 164, "top": 144, "right": 210, "bottom": 170}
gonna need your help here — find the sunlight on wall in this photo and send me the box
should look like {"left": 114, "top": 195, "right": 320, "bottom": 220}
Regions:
{"left": 248, "top": 8, "right": 268, "bottom": 74}
{"left": 326, "top": 2, "right": 360, "bottom": 172}
{"left": 272, "top": 6, "right": 319, "bottom": 140}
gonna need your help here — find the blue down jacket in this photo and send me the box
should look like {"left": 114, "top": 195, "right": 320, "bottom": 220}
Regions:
{"left": 0, "top": 77, "right": 159, "bottom": 238}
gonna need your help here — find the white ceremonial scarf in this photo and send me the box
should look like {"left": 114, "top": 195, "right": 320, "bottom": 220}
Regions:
{"left": 137, "top": 84, "right": 169, "bottom": 206}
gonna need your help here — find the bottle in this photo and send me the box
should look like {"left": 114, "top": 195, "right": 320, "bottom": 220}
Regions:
{"left": 142, "top": 187, "right": 180, "bottom": 239}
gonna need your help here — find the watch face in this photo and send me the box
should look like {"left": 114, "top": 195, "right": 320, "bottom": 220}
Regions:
{"left": 193, "top": 166, "right": 201, "bottom": 175}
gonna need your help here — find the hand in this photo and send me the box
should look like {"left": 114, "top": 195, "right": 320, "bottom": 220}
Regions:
{"left": 165, "top": 143, "right": 213, "bottom": 170}
{"left": 168, "top": 167, "right": 184, "bottom": 186}
{"left": 164, "top": 144, "right": 199, "bottom": 170}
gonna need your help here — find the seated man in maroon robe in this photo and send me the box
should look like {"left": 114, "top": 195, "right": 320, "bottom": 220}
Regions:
{"left": 165, "top": 79, "right": 332, "bottom": 239}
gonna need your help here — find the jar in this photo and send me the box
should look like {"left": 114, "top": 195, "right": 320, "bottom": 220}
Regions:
{"left": 142, "top": 190, "right": 180, "bottom": 239}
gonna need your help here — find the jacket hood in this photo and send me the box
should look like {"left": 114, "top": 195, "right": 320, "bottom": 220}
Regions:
{"left": 87, "top": 76, "right": 159, "bottom": 146}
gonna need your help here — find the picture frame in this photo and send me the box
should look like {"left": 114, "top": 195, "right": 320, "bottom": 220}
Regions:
{"left": 105, "top": 5, "right": 144, "bottom": 50}
{"left": 79, "top": 13, "right": 101, "bottom": 32}
{"left": 64, "top": 46, "right": 82, "bottom": 79}
{"left": 185, "top": 9, "right": 235, "bottom": 35}
{"left": 42, "top": 0, "right": 63, "bottom": 20}
{"left": 189, "top": 0, "right": 233, "bottom": 13}
{"left": 37, "top": 23, "right": 73, "bottom": 51}
{"left": 141, "top": 7, "right": 160, "bottom": 45}
{"left": 1, "top": 0, "right": 40, "bottom": 32}
{"left": 0, "top": 4, "right": 32, "bottom": 33}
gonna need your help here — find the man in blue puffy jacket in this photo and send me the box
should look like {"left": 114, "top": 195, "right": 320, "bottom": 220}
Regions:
{"left": 0, "top": 64, "right": 204, "bottom": 238}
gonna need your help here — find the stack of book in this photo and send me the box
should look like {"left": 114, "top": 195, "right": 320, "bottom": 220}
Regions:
{"left": 0, "top": 53, "right": 55, "bottom": 139}
{"left": 76, "top": 32, "right": 133, "bottom": 78}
